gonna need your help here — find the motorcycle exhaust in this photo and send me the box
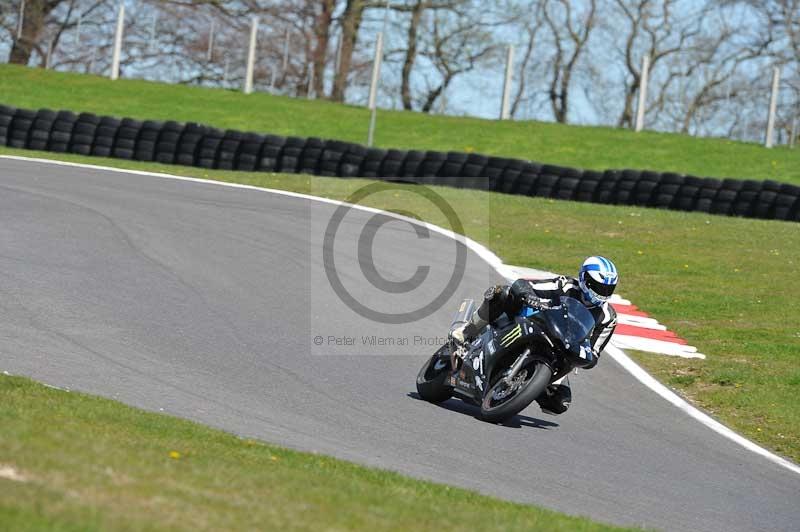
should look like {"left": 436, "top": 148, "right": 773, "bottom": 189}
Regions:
{"left": 449, "top": 299, "right": 475, "bottom": 370}
{"left": 449, "top": 299, "right": 476, "bottom": 336}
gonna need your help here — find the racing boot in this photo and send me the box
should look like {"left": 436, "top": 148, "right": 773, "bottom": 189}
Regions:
{"left": 535, "top": 380, "right": 572, "bottom": 415}
{"left": 451, "top": 285, "right": 506, "bottom": 346}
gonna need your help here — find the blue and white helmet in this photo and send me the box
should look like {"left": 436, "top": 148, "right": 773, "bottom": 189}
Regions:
{"left": 578, "top": 256, "right": 618, "bottom": 306}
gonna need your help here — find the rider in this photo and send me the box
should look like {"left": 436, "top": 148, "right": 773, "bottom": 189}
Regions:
{"left": 450, "top": 256, "right": 619, "bottom": 415}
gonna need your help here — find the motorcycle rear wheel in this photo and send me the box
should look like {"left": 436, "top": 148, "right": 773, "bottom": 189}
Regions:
{"left": 416, "top": 346, "right": 453, "bottom": 403}
{"left": 479, "top": 361, "right": 552, "bottom": 423}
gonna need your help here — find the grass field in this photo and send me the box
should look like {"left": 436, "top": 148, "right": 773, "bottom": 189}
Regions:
{"left": 1, "top": 63, "right": 799, "bottom": 184}
{"left": 0, "top": 374, "right": 633, "bottom": 531}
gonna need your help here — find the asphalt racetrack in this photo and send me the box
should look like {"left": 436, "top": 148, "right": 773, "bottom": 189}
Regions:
{"left": 1, "top": 158, "right": 798, "bottom": 531}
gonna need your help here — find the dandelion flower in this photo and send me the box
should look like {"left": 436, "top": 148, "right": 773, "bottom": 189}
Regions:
{"left": 169, "top": 451, "right": 181, "bottom": 460}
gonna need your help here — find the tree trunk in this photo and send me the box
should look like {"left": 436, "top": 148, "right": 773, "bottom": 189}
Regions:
{"left": 617, "top": 80, "right": 639, "bottom": 129}
{"left": 421, "top": 74, "right": 453, "bottom": 113}
{"left": 331, "top": 0, "right": 365, "bottom": 102}
{"left": 312, "top": 0, "right": 335, "bottom": 98}
{"left": 401, "top": 0, "right": 425, "bottom": 110}
{"left": 554, "top": 67, "right": 572, "bottom": 123}
{"left": 9, "top": 0, "right": 53, "bottom": 65}
{"left": 510, "top": 27, "right": 537, "bottom": 118}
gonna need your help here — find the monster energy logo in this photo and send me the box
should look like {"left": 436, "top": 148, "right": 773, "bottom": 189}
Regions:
{"left": 500, "top": 324, "right": 522, "bottom": 347}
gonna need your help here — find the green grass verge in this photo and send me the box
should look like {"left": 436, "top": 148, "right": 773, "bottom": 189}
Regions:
{"left": 1, "top": 63, "right": 799, "bottom": 184}
{"left": 2, "top": 146, "right": 799, "bottom": 465}
{"left": 0, "top": 374, "right": 633, "bottom": 531}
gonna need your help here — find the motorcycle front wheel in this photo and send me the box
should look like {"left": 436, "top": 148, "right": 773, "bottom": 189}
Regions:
{"left": 479, "top": 361, "right": 552, "bottom": 423}
{"left": 415, "top": 346, "right": 453, "bottom": 403}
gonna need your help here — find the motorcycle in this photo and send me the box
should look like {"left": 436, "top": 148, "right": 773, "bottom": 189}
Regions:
{"left": 416, "top": 295, "right": 597, "bottom": 423}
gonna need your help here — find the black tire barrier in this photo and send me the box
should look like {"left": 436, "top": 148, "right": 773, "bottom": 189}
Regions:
{"left": 0, "top": 105, "right": 15, "bottom": 146}
{"left": 1, "top": 103, "right": 797, "bottom": 223}
{"left": 361, "top": 148, "right": 386, "bottom": 178}
{"left": 258, "top": 134, "right": 283, "bottom": 172}
{"left": 92, "top": 116, "right": 120, "bottom": 158}
{"left": 48, "top": 111, "right": 77, "bottom": 153}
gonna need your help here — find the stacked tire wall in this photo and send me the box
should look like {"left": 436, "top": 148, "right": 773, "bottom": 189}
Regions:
{"left": 1, "top": 104, "right": 798, "bottom": 223}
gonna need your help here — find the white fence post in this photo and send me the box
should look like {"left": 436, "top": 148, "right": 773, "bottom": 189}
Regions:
{"left": 110, "top": 2, "right": 124, "bottom": 80}
{"left": 148, "top": 12, "right": 158, "bottom": 52}
{"left": 765, "top": 67, "right": 780, "bottom": 148}
{"left": 307, "top": 63, "right": 314, "bottom": 99}
{"left": 206, "top": 19, "right": 215, "bottom": 62}
{"left": 635, "top": 55, "right": 650, "bottom": 132}
{"left": 366, "top": 32, "right": 384, "bottom": 147}
{"left": 334, "top": 34, "right": 343, "bottom": 76}
{"left": 16, "top": 0, "right": 25, "bottom": 40}
{"left": 500, "top": 45, "right": 514, "bottom": 120}
{"left": 244, "top": 16, "right": 258, "bottom": 94}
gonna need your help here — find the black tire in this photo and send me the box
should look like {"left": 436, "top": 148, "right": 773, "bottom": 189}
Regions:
{"left": 479, "top": 361, "right": 552, "bottom": 423}
{"left": 114, "top": 148, "right": 134, "bottom": 160}
{"left": 575, "top": 183, "right": 599, "bottom": 202}
{"left": 415, "top": 347, "right": 453, "bottom": 403}
{"left": 50, "top": 130, "right": 72, "bottom": 144}
{"left": 71, "top": 144, "right": 92, "bottom": 156}
{"left": 420, "top": 151, "right": 446, "bottom": 177}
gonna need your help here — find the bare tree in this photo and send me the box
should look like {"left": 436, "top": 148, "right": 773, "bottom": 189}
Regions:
{"left": 510, "top": 3, "right": 544, "bottom": 118}
{"left": 413, "top": 3, "right": 500, "bottom": 113}
{"left": 9, "top": 0, "right": 76, "bottom": 65}
{"left": 311, "top": 0, "right": 336, "bottom": 97}
{"left": 742, "top": 0, "right": 799, "bottom": 62}
{"left": 540, "top": 0, "right": 596, "bottom": 123}
{"left": 395, "top": 0, "right": 466, "bottom": 110}
{"left": 331, "top": 0, "right": 366, "bottom": 102}
{"left": 400, "top": 0, "right": 425, "bottom": 109}
{"left": 611, "top": 0, "right": 709, "bottom": 129}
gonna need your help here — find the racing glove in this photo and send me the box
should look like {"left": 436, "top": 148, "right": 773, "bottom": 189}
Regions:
{"left": 580, "top": 340, "right": 600, "bottom": 369}
{"left": 523, "top": 293, "right": 555, "bottom": 310}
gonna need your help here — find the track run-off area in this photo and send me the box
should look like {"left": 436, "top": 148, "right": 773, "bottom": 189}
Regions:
{"left": 0, "top": 157, "right": 798, "bottom": 532}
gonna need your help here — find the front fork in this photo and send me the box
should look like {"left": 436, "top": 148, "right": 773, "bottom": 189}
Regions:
{"left": 504, "top": 347, "right": 531, "bottom": 384}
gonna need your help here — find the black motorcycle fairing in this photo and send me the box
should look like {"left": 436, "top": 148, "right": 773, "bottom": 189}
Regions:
{"left": 450, "top": 316, "right": 553, "bottom": 403}
{"left": 536, "top": 296, "right": 596, "bottom": 369}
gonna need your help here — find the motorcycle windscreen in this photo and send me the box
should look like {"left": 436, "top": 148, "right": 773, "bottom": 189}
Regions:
{"left": 546, "top": 297, "right": 595, "bottom": 350}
